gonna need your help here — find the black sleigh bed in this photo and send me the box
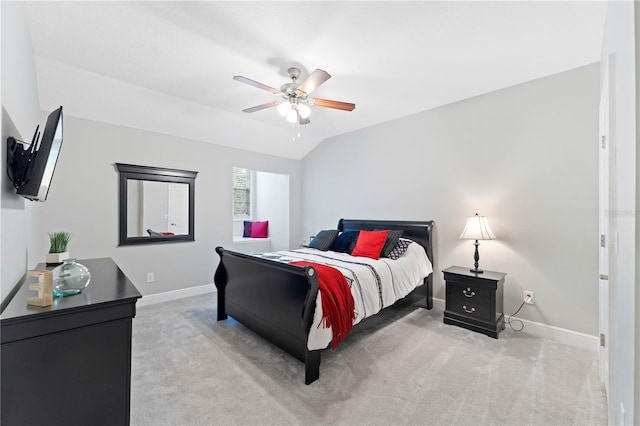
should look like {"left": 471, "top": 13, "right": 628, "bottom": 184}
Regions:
{"left": 214, "top": 219, "right": 435, "bottom": 384}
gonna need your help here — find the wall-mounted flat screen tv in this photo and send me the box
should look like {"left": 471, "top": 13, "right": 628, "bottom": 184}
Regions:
{"left": 8, "top": 106, "right": 63, "bottom": 202}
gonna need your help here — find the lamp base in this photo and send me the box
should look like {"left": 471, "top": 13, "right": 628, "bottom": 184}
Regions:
{"left": 470, "top": 268, "right": 484, "bottom": 274}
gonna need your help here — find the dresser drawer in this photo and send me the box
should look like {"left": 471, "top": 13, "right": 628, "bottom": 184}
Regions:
{"left": 446, "top": 281, "right": 492, "bottom": 307}
{"left": 446, "top": 300, "right": 493, "bottom": 322}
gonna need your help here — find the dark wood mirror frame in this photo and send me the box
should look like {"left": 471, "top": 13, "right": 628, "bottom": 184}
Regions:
{"left": 116, "top": 163, "right": 198, "bottom": 246}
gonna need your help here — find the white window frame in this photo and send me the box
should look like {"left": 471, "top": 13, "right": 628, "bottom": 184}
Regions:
{"left": 232, "top": 167, "right": 255, "bottom": 220}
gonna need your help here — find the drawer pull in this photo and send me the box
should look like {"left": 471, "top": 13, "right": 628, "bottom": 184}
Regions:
{"left": 463, "top": 287, "right": 475, "bottom": 298}
{"left": 463, "top": 305, "right": 475, "bottom": 314}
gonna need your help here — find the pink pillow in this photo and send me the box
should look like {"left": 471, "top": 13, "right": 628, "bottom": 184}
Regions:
{"left": 250, "top": 221, "right": 269, "bottom": 238}
{"left": 351, "top": 230, "right": 388, "bottom": 259}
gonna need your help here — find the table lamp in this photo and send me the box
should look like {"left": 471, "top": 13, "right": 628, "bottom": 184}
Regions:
{"left": 459, "top": 213, "right": 496, "bottom": 274}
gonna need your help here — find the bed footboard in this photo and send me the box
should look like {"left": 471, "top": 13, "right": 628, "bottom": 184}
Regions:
{"left": 214, "top": 247, "right": 321, "bottom": 383}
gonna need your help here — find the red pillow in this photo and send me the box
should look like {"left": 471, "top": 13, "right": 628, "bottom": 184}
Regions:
{"left": 351, "top": 230, "right": 388, "bottom": 260}
{"left": 250, "top": 220, "right": 269, "bottom": 238}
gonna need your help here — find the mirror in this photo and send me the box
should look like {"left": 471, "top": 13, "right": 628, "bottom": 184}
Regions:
{"left": 116, "top": 163, "right": 197, "bottom": 246}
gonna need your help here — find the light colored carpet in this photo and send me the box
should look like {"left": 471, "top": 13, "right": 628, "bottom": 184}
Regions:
{"left": 130, "top": 293, "right": 607, "bottom": 425}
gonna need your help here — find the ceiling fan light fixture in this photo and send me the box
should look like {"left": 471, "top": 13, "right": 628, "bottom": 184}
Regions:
{"left": 297, "top": 103, "right": 311, "bottom": 119}
{"left": 286, "top": 109, "right": 298, "bottom": 123}
{"left": 277, "top": 101, "right": 291, "bottom": 116}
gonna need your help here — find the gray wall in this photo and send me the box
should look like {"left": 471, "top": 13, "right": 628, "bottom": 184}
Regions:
{"left": 1, "top": 2, "right": 45, "bottom": 300}
{"left": 302, "top": 63, "right": 600, "bottom": 336}
{"left": 35, "top": 115, "right": 302, "bottom": 296}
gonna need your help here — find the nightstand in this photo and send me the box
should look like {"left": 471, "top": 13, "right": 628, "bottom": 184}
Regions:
{"left": 443, "top": 266, "right": 506, "bottom": 338}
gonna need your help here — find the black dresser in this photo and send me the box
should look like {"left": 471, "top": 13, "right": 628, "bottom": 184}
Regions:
{"left": 1, "top": 258, "right": 141, "bottom": 426}
{"left": 443, "top": 265, "right": 506, "bottom": 338}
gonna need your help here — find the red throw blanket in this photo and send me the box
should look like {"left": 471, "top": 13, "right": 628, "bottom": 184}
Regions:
{"left": 291, "top": 261, "right": 355, "bottom": 349}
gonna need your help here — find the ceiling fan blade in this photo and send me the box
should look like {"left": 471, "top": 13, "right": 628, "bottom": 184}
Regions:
{"left": 312, "top": 98, "right": 356, "bottom": 111}
{"left": 296, "top": 69, "right": 331, "bottom": 96}
{"left": 242, "top": 101, "right": 280, "bottom": 113}
{"left": 233, "top": 76, "right": 280, "bottom": 94}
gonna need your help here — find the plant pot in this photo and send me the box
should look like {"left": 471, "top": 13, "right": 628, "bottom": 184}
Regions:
{"left": 46, "top": 252, "right": 69, "bottom": 265}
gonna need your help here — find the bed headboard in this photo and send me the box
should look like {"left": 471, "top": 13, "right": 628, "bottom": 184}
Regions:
{"left": 337, "top": 219, "right": 435, "bottom": 266}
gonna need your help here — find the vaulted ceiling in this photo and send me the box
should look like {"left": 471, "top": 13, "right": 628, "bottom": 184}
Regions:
{"left": 25, "top": 1, "right": 606, "bottom": 160}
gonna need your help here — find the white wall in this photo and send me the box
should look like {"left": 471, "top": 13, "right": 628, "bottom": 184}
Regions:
{"left": 141, "top": 180, "right": 169, "bottom": 234}
{"left": 600, "top": 1, "right": 638, "bottom": 424}
{"left": 126, "top": 180, "right": 141, "bottom": 236}
{"left": 1, "top": 2, "right": 44, "bottom": 302}
{"left": 302, "top": 63, "right": 599, "bottom": 336}
{"left": 255, "top": 170, "right": 289, "bottom": 251}
{"left": 1, "top": 2, "right": 40, "bottom": 140}
{"left": 37, "top": 115, "right": 302, "bottom": 296}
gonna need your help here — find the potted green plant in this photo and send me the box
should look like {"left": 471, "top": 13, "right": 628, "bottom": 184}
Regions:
{"left": 46, "top": 231, "right": 72, "bottom": 264}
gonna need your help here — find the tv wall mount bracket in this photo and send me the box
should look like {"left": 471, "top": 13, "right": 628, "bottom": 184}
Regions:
{"left": 6, "top": 125, "right": 40, "bottom": 189}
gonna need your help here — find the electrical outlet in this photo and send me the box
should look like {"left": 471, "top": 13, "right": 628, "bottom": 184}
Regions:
{"left": 146, "top": 272, "right": 155, "bottom": 283}
{"left": 524, "top": 290, "right": 535, "bottom": 304}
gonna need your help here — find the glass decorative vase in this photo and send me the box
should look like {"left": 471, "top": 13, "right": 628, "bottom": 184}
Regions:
{"left": 52, "top": 259, "right": 91, "bottom": 297}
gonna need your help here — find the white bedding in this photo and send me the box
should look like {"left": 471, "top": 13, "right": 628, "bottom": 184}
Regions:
{"left": 252, "top": 240, "right": 433, "bottom": 350}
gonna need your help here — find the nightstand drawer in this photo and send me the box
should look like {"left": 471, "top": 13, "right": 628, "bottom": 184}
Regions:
{"left": 446, "top": 281, "right": 492, "bottom": 307}
{"left": 447, "top": 300, "right": 493, "bottom": 322}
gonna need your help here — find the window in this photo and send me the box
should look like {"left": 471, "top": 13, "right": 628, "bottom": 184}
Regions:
{"left": 232, "top": 167, "right": 253, "bottom": 219}
{"left": 231, "top": 167, "right": 290, "bottom": 249}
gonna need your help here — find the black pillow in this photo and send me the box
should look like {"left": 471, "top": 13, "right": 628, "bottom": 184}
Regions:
{"left": 308, "top": 230, "right": 339, "bottom": 251}
{"left": 388, "top": 239, "right": 413, "bottom": 260}
{"left": 330, "top": 229, "right": 360, "bottom": 254}
{"left": 380, "top": 230, "right": 404, "bottom": 258}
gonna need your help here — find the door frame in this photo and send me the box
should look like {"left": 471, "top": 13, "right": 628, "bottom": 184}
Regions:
{"left": 598, "top": 59, "right": 611, "bottom": 396}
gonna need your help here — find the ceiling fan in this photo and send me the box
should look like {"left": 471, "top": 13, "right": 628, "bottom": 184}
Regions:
{"left": 233, "top": 67, "right": 355, "bottom": 125}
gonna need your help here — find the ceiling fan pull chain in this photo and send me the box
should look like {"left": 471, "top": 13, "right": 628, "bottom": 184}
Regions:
{"left": 291, "top": 119, "right": 301, "bottom": 141}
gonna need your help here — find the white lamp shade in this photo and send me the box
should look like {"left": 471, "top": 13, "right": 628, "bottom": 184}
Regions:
{"left": 459, "top": 214, "right": 496, "bottom": 240}
{"left": 297, "top": 103, "right": 311, "bottom": 119}
{"left": 286, "top": 109, "right": 298, "bottom": 123}
{"left": 277, "top": 101, "right": 291, "bottom": 116}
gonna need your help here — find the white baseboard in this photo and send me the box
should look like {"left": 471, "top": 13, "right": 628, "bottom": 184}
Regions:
{"left": 506, "top": 316, "right": 599, "bottom": 352}
{"left": 433, "top": 297, "right": 598, "bottom": 352}
{"left": 432, "top": 296, "right": 446, "bottom": 311}
{"left": 136, "top": 283, "right": 216, "bottom": 307}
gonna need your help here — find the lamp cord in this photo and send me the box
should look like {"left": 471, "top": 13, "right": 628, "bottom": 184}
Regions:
{"left": 506, "top": 300, "right": 527, "bottom": 332}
